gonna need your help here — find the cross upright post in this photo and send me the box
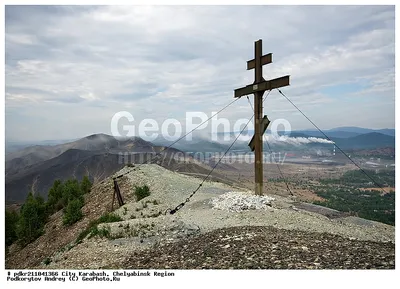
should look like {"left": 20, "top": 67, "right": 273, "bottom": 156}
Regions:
{"left": 254, "top": 40, "right": 264, "bottom": 196}
{"left": 234, "top": 39, "right": 290, "bottom": 196}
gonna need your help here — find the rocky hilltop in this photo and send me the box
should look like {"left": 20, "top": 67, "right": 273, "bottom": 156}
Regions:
{"left": 6, "top": 164, "right": 395, "bottom": 269}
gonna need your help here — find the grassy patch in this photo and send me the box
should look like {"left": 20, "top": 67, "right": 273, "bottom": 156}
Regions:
{"left": 76, "top": 213, "right": 122, "bottom": 242}
{"left": 97, "top": 213, "right": 122, "bottom": 223}
{"left": 134, "top": 185, "right": 151, "bottom": 201}
{"left": 88, "top": 226, "right": 111, "bottom": 239}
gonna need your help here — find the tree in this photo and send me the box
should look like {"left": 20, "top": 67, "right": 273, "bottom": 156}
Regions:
{"left": 62, "top": 179, "right": 83, "bottom": 206}
{"left": 47, "top": 180, "right": 64, "bottom": 213}
{"left": 5, "top": 209, "right": 19, "bottom": 246}
{"left": 81, "top": 175, "right": 92, "bottom": 194}
{"left": 16, "top": 193, "right": 48, "bottom": 245}
{"left": 63, "top": 198, "right": 84, "bottom": 226}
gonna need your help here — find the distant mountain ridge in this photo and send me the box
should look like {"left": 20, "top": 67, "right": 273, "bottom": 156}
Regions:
{"left": 217, "top": 126, "right": 395, "bottom": 139}
{"left": 5, "top": 128, "right": 395, "bottom": 203}
{"left": 5, "top": 134, "right": 175, "bottom": 203}
{"left": 206, "top": 132, "right": 395, "bottom": 152}
{"left": 327, "top": 127, "right": 395, "bottom": 136}
{"left": 331, "top": 132, "right": 395, "bottom": 149}
{"left": 8, "top": 127, "right": 395, "bottom": 153}
{"left": 6, "top": 149, "right": 117, "bottom": 203}
{"left": 5, "top": 134, "right": 236, "bottom": 204}
{"left": 6, "top": 134, "right": 155, "bottom": 167}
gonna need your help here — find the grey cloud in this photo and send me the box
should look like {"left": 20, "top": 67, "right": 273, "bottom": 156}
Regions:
{"left": 5, "top": 5, "right": 395, "bottom": 141}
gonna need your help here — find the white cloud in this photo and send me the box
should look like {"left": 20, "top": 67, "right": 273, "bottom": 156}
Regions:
{"left": 5, "top": 5, "right": 395, "bottom": 141}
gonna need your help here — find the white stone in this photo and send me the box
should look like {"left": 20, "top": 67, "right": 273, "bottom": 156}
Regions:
{"left": 210, "top": 191, "right": 275, "bottom": 212}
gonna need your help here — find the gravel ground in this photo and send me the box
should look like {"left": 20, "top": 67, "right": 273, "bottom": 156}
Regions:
{"left": 123, "top": 226, "right": 395, "bottom": 269}
{"left": 110, "top": 165, "right": 394, "bottom": 243}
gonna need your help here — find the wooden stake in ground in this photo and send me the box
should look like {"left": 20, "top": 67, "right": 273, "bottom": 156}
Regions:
{"left": 111, "top": 178, "right": 124, "bottom": 211}
{"left": 234, "top": 39, "right": 290, "bottom": 195}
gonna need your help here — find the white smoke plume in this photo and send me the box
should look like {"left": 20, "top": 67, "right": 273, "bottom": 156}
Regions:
{"left": 237, "top": 134, "right": 335, "bottom": 145}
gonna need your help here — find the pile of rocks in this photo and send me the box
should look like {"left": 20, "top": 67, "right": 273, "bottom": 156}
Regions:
{"left": 210, "top": 191, "right": 275, "bottom": 212}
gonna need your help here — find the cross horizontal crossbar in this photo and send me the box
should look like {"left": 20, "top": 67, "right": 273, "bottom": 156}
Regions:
{"left": 249, "top": 115, "right": 270, "bottom": 152}
{"left": 247, "top": 53, "right": 272, "bottom": 70}
{"left": 234, "top": 75, "right": 290, "bottom": 98}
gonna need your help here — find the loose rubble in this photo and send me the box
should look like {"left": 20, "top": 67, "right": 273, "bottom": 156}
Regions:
{"left": 210, "top": 191, "right": 275, "bottom": 212}
{"left": 124, "top": 226, "right": 395, "bottom": 269}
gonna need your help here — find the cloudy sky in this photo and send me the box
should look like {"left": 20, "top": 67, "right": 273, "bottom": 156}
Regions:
{"left": 5, "top": 5, "right": 395, "bottom": 142}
